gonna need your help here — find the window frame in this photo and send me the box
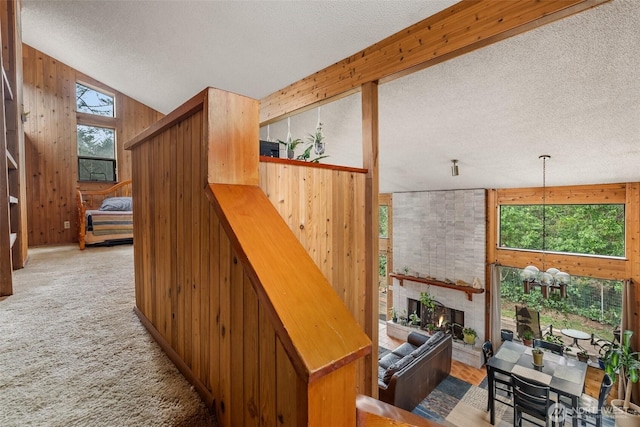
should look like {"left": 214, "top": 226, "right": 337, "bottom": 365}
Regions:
{"left": 490, "top": 184, "right": 629, "bottom": 281}
{"left": 75, "top": 81, "right": 117, "bottom": 183}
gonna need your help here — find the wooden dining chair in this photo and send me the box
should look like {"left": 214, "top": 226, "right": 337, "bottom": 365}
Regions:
{"left": 481, "top": 340, "right": 512, "bottom": 410}
{"left": 533, "top": 338, "right": 564, "bottom": 356}
{"left": 512, "top": 375, "right": 555, "bottom": 427}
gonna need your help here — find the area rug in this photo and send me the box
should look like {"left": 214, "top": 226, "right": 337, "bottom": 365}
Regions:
{"left": 413, "top": 375, "right": 512, "bottom": 426}
{"left": 0, "top": 245, "right": 216, "bottom": 427}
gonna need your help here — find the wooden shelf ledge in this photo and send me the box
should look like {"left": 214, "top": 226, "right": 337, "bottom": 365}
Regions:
{"left": 389, "top": 273, "right": 484, "bottom": 301}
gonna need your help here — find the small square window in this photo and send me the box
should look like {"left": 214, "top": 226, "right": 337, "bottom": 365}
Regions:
{"left": 76, "top": 83, "right": 114, "bottom": 117}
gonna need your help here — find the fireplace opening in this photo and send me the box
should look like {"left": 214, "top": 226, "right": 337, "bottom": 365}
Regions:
{"left": 406, "top": 298, "right": 465, "bottom": 340}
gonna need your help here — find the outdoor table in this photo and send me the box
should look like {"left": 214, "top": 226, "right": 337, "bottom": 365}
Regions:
{"left": 561, "top": 328, "right": 592, "bottom": 351}
{"left": 486, "top": 340, "right": 587, "bottom": 427}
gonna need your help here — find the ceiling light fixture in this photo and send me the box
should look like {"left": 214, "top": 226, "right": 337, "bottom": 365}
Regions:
{"left": 451, "top": 160, "right": 459, "bottom": 177}
{"left": 520, "top": 155, "right": 571, "bottom": 298}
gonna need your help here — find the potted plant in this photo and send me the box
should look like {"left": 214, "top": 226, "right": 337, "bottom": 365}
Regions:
{"left": 532, "top": 347, "right": 544, "bottom": 366}
{"left": 602, "top": 330, "right": 640, "bottom": 426}
{"left": 277, "top": 138, "right": 305, "bottom": 159}
{"left": 522, "top": 329, "right": 534, "bottom": 347}
{"left": 577, "top": 349, "right": 590, "bottom": 363}
{"left": 402, "top": 266, "right": 409, "bottom": 275}
{"left": 409, "top": 311, "right": 420, "bottom": 327}
{"left": 463, "top": 327, "right": 477, "bottom": 345}
{"left": 390, "top": 307, "right": 398, "bottom": 323}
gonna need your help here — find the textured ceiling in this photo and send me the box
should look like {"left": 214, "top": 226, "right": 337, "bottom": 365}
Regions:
{"left": 21, "top": 0, "right": 640, "bottom": 193}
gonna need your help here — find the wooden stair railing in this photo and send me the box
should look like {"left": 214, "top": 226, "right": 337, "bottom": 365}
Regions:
{"left": 126, "top": 87, "right": 383, "bottom": 426}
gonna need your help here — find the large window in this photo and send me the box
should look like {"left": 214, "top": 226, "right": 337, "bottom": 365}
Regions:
{"left": 499, "top": 204, "right": 625, "bottom": 257}
{"left": 76, "top": 83, "right": 116, "bottom": 182}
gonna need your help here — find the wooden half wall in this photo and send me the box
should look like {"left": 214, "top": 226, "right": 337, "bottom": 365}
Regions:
{"left": 125, "top": 87, "right": 371, "bottom": 426}
{"left": 22, "top": 45, "right": 163, "bottom": 246}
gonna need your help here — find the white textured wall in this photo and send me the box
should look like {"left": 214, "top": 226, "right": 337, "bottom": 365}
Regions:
{"left": 392, "top": 189, "right": 486, "bottom": 343}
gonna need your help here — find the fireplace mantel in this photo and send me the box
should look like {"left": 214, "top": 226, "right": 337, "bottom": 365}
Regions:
{"left": 390, "top": 273, "right": 484, "bottom": 301}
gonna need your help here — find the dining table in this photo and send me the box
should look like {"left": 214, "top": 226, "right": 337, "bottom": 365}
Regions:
{"left": 486, "top": 340, "right": 588, "bottom": 427}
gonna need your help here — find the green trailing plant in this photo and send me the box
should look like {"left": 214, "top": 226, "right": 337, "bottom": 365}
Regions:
{"left": 419, "top": 291, "right": 435, "bottom": 311}
{"left": 602, "top": 330, "right": 640, "bottom": 412}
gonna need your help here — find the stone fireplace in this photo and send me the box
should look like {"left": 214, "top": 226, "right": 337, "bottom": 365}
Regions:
{"left": 389, "top": 189, "right": 486, "bottom": 367}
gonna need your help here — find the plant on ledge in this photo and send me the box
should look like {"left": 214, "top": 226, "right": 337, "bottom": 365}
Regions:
{"left": 409, "top": 311, "right": 421, "bottom": 327}
{"left": 463, "top": 327, "right": 477, "bottom": 345}
{"left": 390, "top": 307, "right": 398, "bottom": 323}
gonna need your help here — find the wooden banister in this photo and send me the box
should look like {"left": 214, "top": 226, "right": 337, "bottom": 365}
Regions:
{"left": 207, "top": 183, "right": 371, "bottom": 382}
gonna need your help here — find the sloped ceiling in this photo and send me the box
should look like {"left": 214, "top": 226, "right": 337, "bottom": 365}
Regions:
{"left": 21, "top": 0, "right": 640, "bottom": 193}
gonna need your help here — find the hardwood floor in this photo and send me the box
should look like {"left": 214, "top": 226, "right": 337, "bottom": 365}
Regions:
{"left": 378, "top": 321, "right": 613, "bottom": 400}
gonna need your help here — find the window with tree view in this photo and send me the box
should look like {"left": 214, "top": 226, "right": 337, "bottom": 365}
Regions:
{"left": 76, "top": 83, "right": 116, "bottom": 182}
{"left": 499, "top": 203, "right": 625, "bottom": 348}
{"left": 499, "top": 204, "right": 625, "bottom": 257}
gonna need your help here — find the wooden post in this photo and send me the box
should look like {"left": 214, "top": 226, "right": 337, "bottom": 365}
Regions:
{"left": 362, "top": 81, "right": 379, "bottom": 397}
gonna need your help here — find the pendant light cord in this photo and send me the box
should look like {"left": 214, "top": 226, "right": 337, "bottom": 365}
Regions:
{"left": 540, "top": 155, "right": 550, "bottom": 270}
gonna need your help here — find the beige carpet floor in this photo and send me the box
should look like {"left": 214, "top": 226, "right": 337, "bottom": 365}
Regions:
{"left": 0, "top": 244, "right": 216, "bottom": 427}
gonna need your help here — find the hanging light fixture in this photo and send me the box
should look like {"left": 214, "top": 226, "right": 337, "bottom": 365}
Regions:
{"left": 520, "top": 155, "right": 570, "bottom": 298}
{"left": 451, "top": 159, "right": 459, "bottom": 176}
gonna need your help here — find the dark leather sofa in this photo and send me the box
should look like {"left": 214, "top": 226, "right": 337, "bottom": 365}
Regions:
{"left": 378, "top": 331, "right": 452, "bottom": 411}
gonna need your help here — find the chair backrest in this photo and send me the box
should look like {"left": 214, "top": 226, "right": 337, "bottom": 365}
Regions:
{"left": 481, "top": 341, "right": 493, "bottom": 373}
{"left": 598, "top": 374, "right": 614, "bottom": 409}
{"left": 533, "top": 338, "right": 564, "bottom": 356}
{"left": 512, "top": 375, "right": 551, "bottom": 423}
{"left": 501, "top": 329, "right": 514, "bottom": 342}
{"left": 515, "top": 305, "right": 543, "bottom": 339}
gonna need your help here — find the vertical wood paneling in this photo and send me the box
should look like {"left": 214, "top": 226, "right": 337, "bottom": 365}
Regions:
{"left": 22, "top": 44, "right": 162, "bottom": 246}
{"left": 129, "top": 90, "right": 369, "bottom": 427}
{"left": 230, "top": 247, "right": 244, "bottom": 426}
{"left": 243, "top": 275, "right": 259, "bottom": 426}
{"left": 218, "top": 220, "right": 232, "bottom": 426}
{"left": 258, "top": 160, "right": 368, "bottom": 395}
{"left": 259, "top": 303, "right": 277, "bottom": 425}
{"left": 276, "top": 338, "right": 304, "bottom": 426}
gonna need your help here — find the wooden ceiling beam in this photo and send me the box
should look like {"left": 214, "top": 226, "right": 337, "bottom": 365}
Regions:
{"left": 259, "top": 0, "right": 609, "bottom": 125}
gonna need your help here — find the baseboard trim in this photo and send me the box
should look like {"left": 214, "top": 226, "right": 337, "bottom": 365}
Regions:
{"left": 133, "top": 306, "right": 215, "bottom": 408}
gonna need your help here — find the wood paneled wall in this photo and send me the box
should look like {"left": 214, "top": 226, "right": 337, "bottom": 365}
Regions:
{"left": 258, "top": 157, "right": 368, "bottom": 391}
{"left": 22, "top": 44, "right": 162, "bottom": 246}
{"left": 126, "top": 88, "right": 370, "bottom": 426}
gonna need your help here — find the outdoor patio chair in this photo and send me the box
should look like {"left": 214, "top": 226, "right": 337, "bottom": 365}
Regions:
{"left": 515, "top": 305, "right": 550, "bottom": 340}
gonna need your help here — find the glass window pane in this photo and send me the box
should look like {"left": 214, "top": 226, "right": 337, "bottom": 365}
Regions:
{"left": 379, "top": 254, "right": 387, "bottom": 278}
{"left": 77, "top": 125, "right": 115, "bottom": 159}
{"left": 499, "top": 204, "right": 624, "bottom": 257}
{"left": 76, "top": 83, "right": 114, "bottom": 117}
{"left": 499, "top": 266, "right": 621, "bottom": 343}
{"left": 78, "top": 158, "right": 115, "bottom": 182}
{"left": 379, "top": 205, "right": 389, "bottom": 238}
